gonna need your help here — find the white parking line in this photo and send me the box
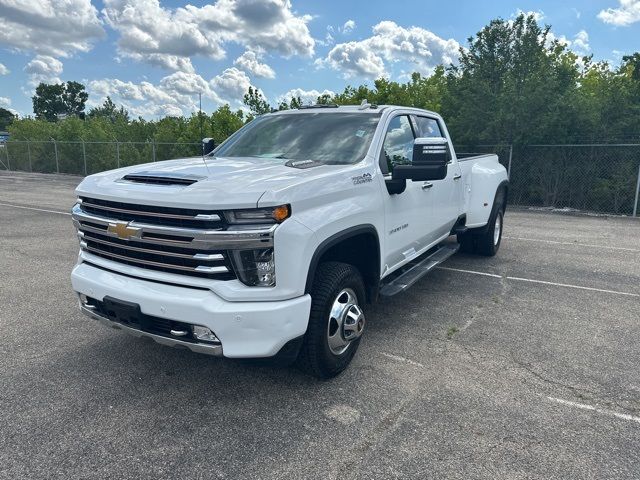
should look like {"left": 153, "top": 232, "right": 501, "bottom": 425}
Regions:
{"left": 503, "top": 236, "right": 640, "bottom": 253}
{"left": 547, "top": 396, "right": 640, "bottom": 424}
{"left": 0, "top": 202, "right": 71, "bottom": 216}
{"left": 381, "top": 352, "right": 424, "bottom": 368}
{"left": 437, "top": 266, "right": 502, "bottom": 278}
{"left": 437, "top": 266, "right": 639, "bottom": 298}
{"left": 507, "top": 276, "right": 640, "bottom": 298}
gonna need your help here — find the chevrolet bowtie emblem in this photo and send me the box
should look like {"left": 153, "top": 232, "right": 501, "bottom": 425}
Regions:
{"left": 107, "top": 221, "right": 141, "bottom": 240}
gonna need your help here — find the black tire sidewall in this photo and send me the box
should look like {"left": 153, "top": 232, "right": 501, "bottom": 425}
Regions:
{"left": 300, "top": 262, "right": 366, "bottom": 378}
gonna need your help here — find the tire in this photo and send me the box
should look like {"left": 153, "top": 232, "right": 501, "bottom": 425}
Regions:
{"left": 475, "top": 208, "right": 504, "bottom": 256}
{"left": 297, "top": 262, "right": 366, "bottom": 379}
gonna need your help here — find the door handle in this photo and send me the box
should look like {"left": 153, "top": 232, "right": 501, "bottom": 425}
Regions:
{"left": 453, "top": 173, "right": 462, "bottom": 180}
{"left": 422, "top": 182, "right": 433, "bottom": 189}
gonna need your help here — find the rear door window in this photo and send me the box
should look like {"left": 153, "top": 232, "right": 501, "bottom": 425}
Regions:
{"left": 414, "top": 116, "right": 443, "bottom": 138}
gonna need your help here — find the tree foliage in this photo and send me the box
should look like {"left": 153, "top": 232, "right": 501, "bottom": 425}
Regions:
{"left": 0, "top": 107, "right": 16, "bottom": 130}
{"left": 32, "top": 81, "right": 89, "bottom": 121}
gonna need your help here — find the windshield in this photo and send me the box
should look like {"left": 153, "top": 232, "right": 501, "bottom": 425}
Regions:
{"left": 213, "top": 112, "right": 380, "bottom": 165}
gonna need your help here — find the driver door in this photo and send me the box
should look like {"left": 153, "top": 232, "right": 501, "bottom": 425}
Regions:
{"left": 380, "top": 114, "right": 434, "bottom": 274}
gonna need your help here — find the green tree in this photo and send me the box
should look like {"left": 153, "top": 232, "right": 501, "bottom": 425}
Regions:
{"left": 243, "top": 86, "right": 271, "bottom": 117}
{"left": 32, "top": 81, "right": 88, "bottom": 121}
{"left": 209, "top": 105, "right": 244, "bottom": 143}
{"left": 88, "top": 96, "right": 130, "bottom": 122}
{"left": 32, "top": 83, "right": 66, "bottom": 121}
{"left": 442, "top": 13, "right": 580, "bottom": 145}
{"left": 62, "top": 81, "right": 89, "bottom": 117}
{"left": 0, "top": 107, "right": 16, "bottom": 130}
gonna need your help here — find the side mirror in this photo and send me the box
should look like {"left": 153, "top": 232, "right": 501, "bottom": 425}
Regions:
{"left": 202, "top": 137, "right": 216, "bottom": 155}
{"left": 393, "top": 137, "right": 449, "bottom": 182}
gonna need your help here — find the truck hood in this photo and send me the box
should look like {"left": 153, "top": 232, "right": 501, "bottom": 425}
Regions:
{"left": 75, "top": 156, "right": 351, "bottom": 209}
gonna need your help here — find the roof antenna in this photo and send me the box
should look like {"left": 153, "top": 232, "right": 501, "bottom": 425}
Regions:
{"left": 358, "top": 99, "right": 370, "bottom": 110}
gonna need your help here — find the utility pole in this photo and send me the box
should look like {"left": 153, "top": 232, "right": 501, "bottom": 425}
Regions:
{"left": 199, "top": 92, "right": 204, "bottom": 156}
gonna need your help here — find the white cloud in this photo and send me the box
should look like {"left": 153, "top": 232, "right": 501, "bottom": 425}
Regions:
{"left": 571, "top": 30, "right": 590, "bottom": 55}
{"left": 102, "top": 0, "right": 223, "bottom": 72}
{"left": 0, "top": 0, "right": 104, "bottom": 57}
{"left": 24, "top": 55, "right": 63, "bottom": 86}
{"left": 598, "top": 0, "right": 640, "bottom": 26}
{"left": 0, "top": 97, "right": 11, "bottom": 107}
{"left": 323, "top": 41, "right": 386, "bottom": 78}
{"left": 233, "top": 51, "right": 276, "bottom": 78}
{"left": 0, "top": 63, "right": 8, "bottom": 75}
{"left": 102, "top": 0, "right": 314, "bottom": 71}
{"left": 342, "top": 19, "right": 356, "bottom": 34}
{"left": 277, "top": 88, "right": 335, "bottom": 105}
{"left": 320, "top": 21, "right": 459, "bottom": 79}
{"left": 547, "top": 30, "right": 591, "bottom": 56}
{"left": 87, "top": 67, "right": 259, "bottom": 118}
{"left": 89, "top": 77, "right": 197, "bottom": 117}
{"left": 210, "top": 67, "right": 254, "bottom": 103}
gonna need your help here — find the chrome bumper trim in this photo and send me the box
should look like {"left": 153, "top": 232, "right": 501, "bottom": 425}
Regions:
{"left": 80, "top": 304, "right": 223, "bottom": 357}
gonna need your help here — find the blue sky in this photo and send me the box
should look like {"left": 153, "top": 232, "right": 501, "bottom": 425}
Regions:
{"left": 0, "top": 0, "right": 639, "bottom": 118}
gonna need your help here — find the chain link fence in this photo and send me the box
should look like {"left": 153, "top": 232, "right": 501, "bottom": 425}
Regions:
{"left": 457, "top": 144, "right": 640, "bottom": 217}
{"left": 1, "top": 140, "right": 639, "bottom": 217}
{"left": 0, "top": 140, "right": 201, "bottom": 176}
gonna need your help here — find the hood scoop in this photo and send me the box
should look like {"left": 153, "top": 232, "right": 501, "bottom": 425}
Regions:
{"left": 121, "top": 171, "right": 205, "bottom": 186}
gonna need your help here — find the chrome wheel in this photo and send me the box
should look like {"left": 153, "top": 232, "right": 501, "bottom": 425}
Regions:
{"left": 327, "top": 288, "right": 365, "bottom": 355}
{"left": 493, "top": 212, "right": 502, "bottom": 246}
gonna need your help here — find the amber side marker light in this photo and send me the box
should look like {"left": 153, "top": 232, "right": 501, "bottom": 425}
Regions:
{"left": 272, "top": 205, "right": 291, "bottom": 223}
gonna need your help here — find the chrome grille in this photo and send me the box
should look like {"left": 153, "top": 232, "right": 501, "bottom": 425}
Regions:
{"left": 78, "top": 196, "right": 223, "bottom": 229}
{"left": 72, "top": 198, "right": 274, "bottom": 281}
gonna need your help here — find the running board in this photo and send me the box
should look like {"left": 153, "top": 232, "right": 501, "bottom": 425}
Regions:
{"left": 379, "top": 243, "right": 459, "bottom": 297}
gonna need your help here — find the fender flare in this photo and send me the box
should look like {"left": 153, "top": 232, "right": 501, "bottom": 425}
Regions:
{"left": 304, "top": 224, "right": 381, "bottom": 296}
{"left": 475, "top": 180, "right": 509, "bottom": 233}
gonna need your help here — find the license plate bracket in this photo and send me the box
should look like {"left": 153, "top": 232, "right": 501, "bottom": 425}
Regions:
{"left": 102, "top": 296, "right": 143, "bottom": 326}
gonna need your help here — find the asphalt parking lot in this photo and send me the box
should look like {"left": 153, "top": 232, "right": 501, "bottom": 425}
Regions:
{"left": 1, "top": 171, "right": 639, "bottom": 479}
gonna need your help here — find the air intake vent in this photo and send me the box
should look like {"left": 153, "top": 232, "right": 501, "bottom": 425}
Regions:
{"left": 122, "top": 171, "right": 204, "bottom": 186}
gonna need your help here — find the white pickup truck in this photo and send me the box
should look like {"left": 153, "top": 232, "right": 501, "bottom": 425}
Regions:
{"left": 71, "top": 104, "right": 508, "bottom": 378}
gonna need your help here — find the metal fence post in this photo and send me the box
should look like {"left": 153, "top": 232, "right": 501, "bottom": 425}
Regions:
{"left": 633, "top": 161, "right": 640, "bottom": 218}
{"left": 507, "top": 144, "right": 513, "bottom": 179}
{"left": 152, "top": 140, "right": 156, "bottom": 162}
{"left": 5, "top": 142, "right": 10, "bottom": 170}
{"left": 27, "top": 140, "right": 32, "bottom": 172}
{"left": 52, "top": 139, "right": 59, "bottom": 173}
{"left": 116, "top": 141, "right": 120, "bottom": 168}
{"left": 82, "top": 139, "right": 87, "bottom": 175}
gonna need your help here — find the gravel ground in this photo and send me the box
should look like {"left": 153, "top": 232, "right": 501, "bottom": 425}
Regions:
{"left": 1, "top": 171, "right": 639, "bottom": 479}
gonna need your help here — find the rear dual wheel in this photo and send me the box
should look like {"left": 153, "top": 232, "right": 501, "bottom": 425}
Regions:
{"left": 458, "top": 206, "right": 504, "bottom": 257}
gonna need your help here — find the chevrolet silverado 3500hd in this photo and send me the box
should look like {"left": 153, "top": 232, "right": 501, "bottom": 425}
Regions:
{"left": 71, "top": 104, "right": 508, "bottom": 378}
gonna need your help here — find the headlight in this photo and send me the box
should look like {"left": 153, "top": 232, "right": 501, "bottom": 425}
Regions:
{"left": 225, "top": 205, "right": 290, "bottom": 224}
{"left": 230, "top": 248, "right": 275, "bottom": 287}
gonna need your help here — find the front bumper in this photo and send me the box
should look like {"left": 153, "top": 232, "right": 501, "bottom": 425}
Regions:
{"left": 71, "top": 262, "right": 312, "bottom": 358}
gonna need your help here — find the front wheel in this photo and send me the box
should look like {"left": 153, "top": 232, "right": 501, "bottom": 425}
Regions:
{"left": 297, "top": 262, "right": 366, "bottom": 379}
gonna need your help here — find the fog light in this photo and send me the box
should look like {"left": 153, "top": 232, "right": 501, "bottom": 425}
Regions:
{"left": 79, "top": 293, "right": 88, "bottom": 305}
{"left": 193, "top": 325, "right": 220, "bottom": 343}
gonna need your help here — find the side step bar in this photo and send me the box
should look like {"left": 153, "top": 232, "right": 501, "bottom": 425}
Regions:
{"left": 379, "top": 243, "right": 459, "bottom": 297}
